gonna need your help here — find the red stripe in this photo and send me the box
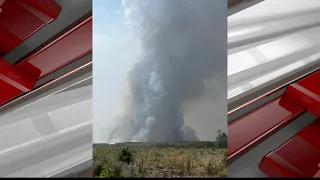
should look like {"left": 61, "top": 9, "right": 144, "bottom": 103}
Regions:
{"left": 0, "top": 59, "right": 37, "bottom": 105}
{"left": 228, "top": 97, "right": 304, "bottom": 162}
{"left": 283, "top": 71, "right": 320, "bottom": 117}
{"left": 0, "top": 15, "right": 92, "bottom": 107}
{"left": 16, "top": 16, "right": 92, "bottom": 79}
{"left": 259, "top": 119, "right": 320, "bottom": 177}
{"left": 228, "top": 71, "right": 320, "bottom": 162}
{"left": 0, "top": 0, "right": 61, "bottom": 56}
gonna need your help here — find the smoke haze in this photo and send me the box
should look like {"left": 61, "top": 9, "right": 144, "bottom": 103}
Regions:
{"left": 102, "top": 0, "right": 227, "bottom": 143}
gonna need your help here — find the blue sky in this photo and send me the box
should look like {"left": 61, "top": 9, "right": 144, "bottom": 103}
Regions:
{"left": 93, "top": 0, "right": 140, "bottom": 142}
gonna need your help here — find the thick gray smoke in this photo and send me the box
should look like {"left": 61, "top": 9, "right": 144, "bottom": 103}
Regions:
{"left": 106, "top": 0, "right": 226, "bottom": 143}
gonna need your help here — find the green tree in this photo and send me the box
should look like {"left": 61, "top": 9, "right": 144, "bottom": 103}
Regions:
{"left": 215, "top": 130, "right": 227, "bottom": 148}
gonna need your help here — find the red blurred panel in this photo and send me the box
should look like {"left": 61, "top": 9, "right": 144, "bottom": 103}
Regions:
{"left": 228, "top": 97, "right": 304, "bottom": 162}
{"left": 0, "top": 0, "right": 61, "bottom": 56}
{"left": 259, "top": 153, "right": 304, "bottom": 177}
{"left": 297, "top": 71, "right": 320, "bottom": 95}
{"left": 259, "top": 119, "right": 320, "bottom": 177}
{"left": 0, "top": 25, "right": 22, "bottom": 57}
{"left": 0, "top": 58, "right": 37, "bottom": 105}
{"left": 283, "top": 71, "right": 320, "bottom": 117}
{"left": 16, "top": 17, "right": 92, "bottom": 79}
{"left": 19, "top": 0, "right": 61, "bottom": 23}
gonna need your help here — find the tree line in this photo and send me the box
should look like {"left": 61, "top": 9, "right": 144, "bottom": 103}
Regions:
{"left": 94, "top": 130, "right": 227, "bottom": 149}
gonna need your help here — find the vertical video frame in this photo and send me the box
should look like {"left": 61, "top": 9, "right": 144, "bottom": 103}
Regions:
{"left": 93, "top": 0, "right": 228, "bottom": 178}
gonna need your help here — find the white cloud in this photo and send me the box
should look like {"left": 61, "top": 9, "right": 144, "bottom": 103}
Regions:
{"left": 121, "top": 0, "right": 139, "bottom": 24}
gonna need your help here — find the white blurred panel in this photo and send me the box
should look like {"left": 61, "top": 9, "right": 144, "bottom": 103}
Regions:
{"left": 50, "top": 99, "right": 92, "bottom": 131}
{"left": 229, "top": 0, "right": 320, "bottom": 23}
{"left": 257, "top": 36, "right": 313, "bottom": 59}
{"left": 0, "top": 119, "right": 39, "bottom": 152}
{"left": 228, "top": 50, "right": 257, "bottom": 75}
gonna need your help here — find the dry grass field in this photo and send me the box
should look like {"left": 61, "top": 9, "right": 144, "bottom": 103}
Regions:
{"left": 93, "top": 142, "right": 227, "bottom": 178}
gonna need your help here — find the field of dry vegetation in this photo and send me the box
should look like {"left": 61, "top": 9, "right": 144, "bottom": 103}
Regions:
{"left": 93, "top": 142, "right": 227, "bottom": 178}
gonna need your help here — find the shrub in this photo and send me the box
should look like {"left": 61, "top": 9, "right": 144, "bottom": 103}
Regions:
{"left": 93, "top": 162, "right": 103, "bottom": 177}
{"left": 100, "top": 166, "right": 124, "bottom": 178}
{"left": 118, "top": 147, "right": 133, "bottom": 164}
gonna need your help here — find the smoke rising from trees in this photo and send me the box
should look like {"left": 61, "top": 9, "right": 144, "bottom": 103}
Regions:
{"left": 104, "top": 0, "right": 226, "bottom": 143}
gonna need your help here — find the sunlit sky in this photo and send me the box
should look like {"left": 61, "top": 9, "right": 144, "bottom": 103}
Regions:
{"left": 93, "top": 0, "right": 139, "bottom": 142}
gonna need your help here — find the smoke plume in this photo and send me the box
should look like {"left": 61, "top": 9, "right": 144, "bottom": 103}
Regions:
{"left": 105, "top": 0, "right": 226, "bottom": 143}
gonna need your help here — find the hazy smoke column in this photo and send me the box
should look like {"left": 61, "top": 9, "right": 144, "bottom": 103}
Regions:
{"left": 107, "top": 0, "right": 224, "bottom": 142}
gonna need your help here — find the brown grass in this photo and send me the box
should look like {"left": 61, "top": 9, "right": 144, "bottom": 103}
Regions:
{"left": 93, "top": 144, "right": 227, "bottom": 178}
